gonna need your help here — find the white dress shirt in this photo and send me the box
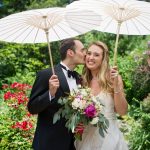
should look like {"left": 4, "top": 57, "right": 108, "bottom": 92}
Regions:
{"left": 49, "top": 62, "right": 77, "bottom": 101}
{"left": 60, "top": 62, "right": 77, "bottom": 92}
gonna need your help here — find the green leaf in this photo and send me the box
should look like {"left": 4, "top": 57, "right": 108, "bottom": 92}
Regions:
{"left": 58, "top": 98, "right": 63, "bottom": 104}
{"left": 53, "top": 113, "right": 60, "bottom": 124}
{"left": 105, "top": 119, "right": 109, "bottom": 128}
{"left": 74, "top": 133, "right": 82, "bottom": 141}
{"left": 63, "top": 98, "right": 68, "bottom": 103}
{"left": 99, "top": 127, "right": 105, "bottom": 138}
{"left": 53, "top": 108, "right": 63, "bottom": 124}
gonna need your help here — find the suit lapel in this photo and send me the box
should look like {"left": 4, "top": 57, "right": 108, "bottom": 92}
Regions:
{"left": 55, "top": 64, "right": 70, "bottom": 94}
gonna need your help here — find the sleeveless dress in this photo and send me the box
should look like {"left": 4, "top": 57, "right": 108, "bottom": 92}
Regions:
{"left": 75, "top": 92, "right": 128, "bottom": 150}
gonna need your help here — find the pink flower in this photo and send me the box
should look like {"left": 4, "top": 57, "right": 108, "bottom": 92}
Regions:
{"left": 2, "top": 84, "right": 9, "bottom": 89}
{"left": 84, "top": 104, "right": 96, "bottom": 118}
{"left": 76, "top": 94, "right": 83, "bottom": 100}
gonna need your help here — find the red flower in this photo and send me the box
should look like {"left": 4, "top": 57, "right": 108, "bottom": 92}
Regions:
{"left": 26, "top": 113, "right": 32, "bottom": 117}
{"left": 4, "top": 91, "right": 12, "bottom": 100}
{"left": 12, "top": 121, "right": 33, "bottom": 130}
{"left": 74, "top": 123, "right": 85, "bottom": 140}
{"left": 76, "top": 127, "right": 84, "bottom": 135}
{"left": 10, "top": 82, "right": 32, "bottom": 91}
{"left": 10, "top": 82, "right": 19, "bottom": 89}
{"left": 22, "top": 121, "right": 28, "bottom": 129}
{"left": 2, "top": 84, "right": 9, "bottom": 89}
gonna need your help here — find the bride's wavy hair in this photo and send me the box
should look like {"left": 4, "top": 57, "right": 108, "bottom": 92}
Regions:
{"left": 82, "top": 41, "right": 113, "bottom": 93}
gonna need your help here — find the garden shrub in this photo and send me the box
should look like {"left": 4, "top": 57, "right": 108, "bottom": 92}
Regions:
{"left": 142, "top": 93, "right": 150, "bottom": 113}
{"left": 0, "top": 41, "right": 61, "bottom": 82}
{"left": 125, "top": 98, "right": 150, "bottom": 150}
{"left": 116, "top": 47, "right": 150, "bottom": 103}
{"left": 0, "top": 82, "right": 36, "bottom": 149}
{"left": 130, "top": 50, "right": 150, "bottom": 101}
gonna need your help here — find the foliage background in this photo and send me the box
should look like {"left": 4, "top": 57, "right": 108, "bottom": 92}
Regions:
{"left": 0, "top": 0, "right": 150, "bottom": 149}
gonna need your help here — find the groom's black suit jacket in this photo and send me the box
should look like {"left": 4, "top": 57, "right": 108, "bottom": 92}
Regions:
{"left": 27, "top": 64, "right": 80, "bottom": 150}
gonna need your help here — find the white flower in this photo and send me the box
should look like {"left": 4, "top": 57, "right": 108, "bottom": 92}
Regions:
{"left": 90, "top": 117, "right": 99, "bottom": 125}
{"left": 92, "top": 97, "right": 97, "bottom": 103}
{"left": 80, "top": 89, "right": 88, "bottom": 97}
{"left": 70, "top": 91, "right": 74, "bottom": 96}
{"left": 77, "top": 84, "right": 81, "bottom": 89}
{"left": 79, "top": 100, "right": 87, "bottom": 110}
{"left": 72, "top": 96, "right": 87, "bottom": 110}
{"left": 72, "top": 98, "right": 81, "bottom": 109}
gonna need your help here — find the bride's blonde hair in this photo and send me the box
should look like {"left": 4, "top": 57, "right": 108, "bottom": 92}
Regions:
{"left": 82, "top": 41, "right": 113, "bottom": 93}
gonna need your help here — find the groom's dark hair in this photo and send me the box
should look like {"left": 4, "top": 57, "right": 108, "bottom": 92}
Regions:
{"left": 60, "top": 38, "right": 77, "bottom": 60}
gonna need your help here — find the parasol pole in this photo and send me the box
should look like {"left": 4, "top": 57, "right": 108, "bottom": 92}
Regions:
{"left": 113, "top": 21, "right": 121, "bottom": 66}
{"left": 45, "top": 29, "right": 55, "bottom": 74}
{"left": 43, "top": 15, "right": 55, "bottom": 74}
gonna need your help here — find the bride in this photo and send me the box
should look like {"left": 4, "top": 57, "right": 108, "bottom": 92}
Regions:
{"left": 75, "top": 41, "right": 128, "bottom": 150}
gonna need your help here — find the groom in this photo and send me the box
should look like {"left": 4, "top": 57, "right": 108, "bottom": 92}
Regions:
{"left": 27, "top": 38, "right": 86, "bottom": 150}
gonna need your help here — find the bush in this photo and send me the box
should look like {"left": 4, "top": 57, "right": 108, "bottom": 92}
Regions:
{"left": 142, "top": 93, "right": 150, "bottom": 113}
{"left": 116, "top": 47, "right": 150, "bottom": 103}
{"left": 0, "top": 82, "right": 36, "bottom": 149}
{"left": 0, "top": 41, "right": 61, "bottom": 81}
{"left": 125, "top": 98, "right": 150, "bottom": 150}
{"left": 0, "top": 42, "right": 44, "bottom": 80}
{"left": 130, "top": 50, "right": 150, "bottom": 101}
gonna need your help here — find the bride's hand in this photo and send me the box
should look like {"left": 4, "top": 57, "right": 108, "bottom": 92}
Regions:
{"left": 110, "top": 66, "right": 119, "bottom": 83}
{"left": 110, "top": 66, "right": 123, "bottom": 93}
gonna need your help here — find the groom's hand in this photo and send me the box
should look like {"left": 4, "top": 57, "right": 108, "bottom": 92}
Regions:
{"left": 49, "top": 75, "right": 60, "bottom": 97}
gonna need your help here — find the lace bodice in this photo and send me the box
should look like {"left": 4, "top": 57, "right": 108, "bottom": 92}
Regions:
{"left": 94, "top": 92, "right": 117, "bottom": 120}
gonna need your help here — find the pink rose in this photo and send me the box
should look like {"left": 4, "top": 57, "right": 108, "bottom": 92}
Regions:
{"left": 84, "top": 104, "right": 96, "bottom": 118}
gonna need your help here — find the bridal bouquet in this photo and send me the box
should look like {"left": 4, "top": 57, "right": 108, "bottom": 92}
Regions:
{"left": 53, "top": 86, "right": 109, "bottom": 140}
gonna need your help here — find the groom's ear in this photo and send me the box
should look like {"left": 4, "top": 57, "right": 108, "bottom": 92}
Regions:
{"left": 67, "top": 49, "right": 75, "bottom": 57}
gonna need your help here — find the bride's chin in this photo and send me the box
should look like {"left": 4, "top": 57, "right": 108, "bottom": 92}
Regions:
{"left": 87, "top": 67, "right": 96, "bottom": 71}
{"left": 87, "top": 66, "right": 93, "bottom": 69}
{"left": 86, "top": 64, "right": 94, "bottom": 68}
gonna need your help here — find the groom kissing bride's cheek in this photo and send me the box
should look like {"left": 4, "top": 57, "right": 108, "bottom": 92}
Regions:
{"left": 27, "top": 38, "right": 86, "bottom": 150}
{"left": 28, "top": 39, "right": 128, "bottom": 150}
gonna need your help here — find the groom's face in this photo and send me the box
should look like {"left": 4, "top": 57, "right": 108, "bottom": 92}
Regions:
{"left": 73, "top": 40, "right": 86, "bottom": 65}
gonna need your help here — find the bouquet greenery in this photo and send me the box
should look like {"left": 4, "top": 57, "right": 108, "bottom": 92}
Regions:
{"left": 53, "top": 86, "right": 109, "bottom": 140}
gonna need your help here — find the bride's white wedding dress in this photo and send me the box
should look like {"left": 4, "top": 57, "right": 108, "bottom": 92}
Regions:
{"left": 75, "top": 92, "right": 128, "bottom": 150}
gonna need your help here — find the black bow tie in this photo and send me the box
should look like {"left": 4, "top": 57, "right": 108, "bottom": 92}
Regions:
{"left": 60, "top": 64, "right": 78, "bottom": 80}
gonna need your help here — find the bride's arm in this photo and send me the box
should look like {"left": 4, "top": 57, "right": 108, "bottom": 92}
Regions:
{"left": 113, "top": 75, "right": 128, "bottom": 116}
{"left": 110, "top": 67, "right": 128, "bottom": 116}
